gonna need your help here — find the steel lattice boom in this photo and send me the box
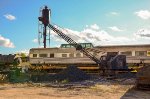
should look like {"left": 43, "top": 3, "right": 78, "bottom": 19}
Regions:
{"left": 48, "top": 24, "right": 101, "bottom": 66}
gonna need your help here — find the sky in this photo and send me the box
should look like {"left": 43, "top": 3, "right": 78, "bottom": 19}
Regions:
{"left": 1, "top": 0, "right": 150, "bottom": 54}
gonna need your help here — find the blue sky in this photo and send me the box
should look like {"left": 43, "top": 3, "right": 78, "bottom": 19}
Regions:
{"left": 1, "top": 0, "right": 150, "bottom": 54}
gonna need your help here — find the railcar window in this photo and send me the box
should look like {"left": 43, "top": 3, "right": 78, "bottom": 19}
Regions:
{"left": 70, "top": 45, "right": 74, "bottom": 48}
{"left": 86, "top": 44, "right": 91, "bottom": 48}
{"left": 69, "top": 53, "right": 74, "bottom": 57}
{"left": 50, "top": 53, "right": 54, "bottom": 58}
{"left": 62, "top": 54, "right": 67, "bottom": 57}
{"left": 61, "top": 45, "right": 65, "bottom": 48}
{"left": 121, "top": 51, "right": 132, "bottom": 56}
{"left": 33, "top": 54, "right": 37, "bottom": 57}
{"left": 66, "top": 45, "right": 71, "bottom": 48}
{"left": 81, "top": 44, "right": 86, "bottom": 48}
{"left": 135, "top": 51, "right": 147, "bottom": 56}
{"left": 39, "top": 54, "right": 47, "bottom": 57}
{"left": 60, "top": 43, "right": 94, "bottom": 48}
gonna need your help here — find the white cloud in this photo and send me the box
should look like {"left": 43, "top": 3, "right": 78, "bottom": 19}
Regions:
{"left": 135, "top": 10, "right": 150, "bottom": 20}
{"left": 90, "top": 24, "right": 100, "bottom": 30}
{"left": 134, "top": 28, "right": 150, "bottom": 38}
{"left": 108, "top": 26, "right": 124, "bottom": 32}
{"left": 51, "top": 24, "right": 133, "bottom": 46}
{"left": 32, "top": 38, "right": 38, "bottom": 43}
{"left": 110, "top": 12, "right": 119, "bottom": 15}
{"left": 16, "top": 49, "right": 29, "bottom": 56}
{"left": 4, "top": 14, "right": 16, "bottom": 20}
{"left": 0, "top": 35, "right": 15, "bottom": 48}
{"left": 49, "top": 24, "right": 150, "bottom": 46}
{"left": 85, "top": 25, "right": 88, "bottom": 28}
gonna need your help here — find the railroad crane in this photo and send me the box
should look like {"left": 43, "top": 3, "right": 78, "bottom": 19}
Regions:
{"left": 38, "top": 6, "right": 128, "bottom": 75}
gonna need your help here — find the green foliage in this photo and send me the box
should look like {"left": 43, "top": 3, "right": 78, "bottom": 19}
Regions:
{"left": 8, "top": 63, "right": 29, "bottom": 83}
{"left": 20, "top": 53, "right": 26, "bottom": 57}
{"left": 9, "top": 67, "right": 29, "bottom": 83}
{"left": 61, "top": 79, "right": 69, "bottom": 83}
{"left": 16, "top": 53, "right": 26, "bottom": 57}
{"left": 12, "top": 61, "right": 19, "bottom": 67}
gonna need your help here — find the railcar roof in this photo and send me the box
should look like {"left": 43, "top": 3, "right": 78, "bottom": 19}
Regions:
{"left": 95, "top": 44, "right": 150, "bottom": 48}
{"left": 30, "top": 44, "right": 150, "bottom": 50}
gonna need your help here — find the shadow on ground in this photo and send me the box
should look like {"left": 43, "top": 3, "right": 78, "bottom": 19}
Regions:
{"left": 121, "top": 87, "right": 150, "bottom": 99}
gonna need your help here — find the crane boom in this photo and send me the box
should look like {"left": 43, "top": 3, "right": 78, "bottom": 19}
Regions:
{"left": 37, "top": 6, "right": 128, "bottom": 75}
{"left": 48, "top": 24, "right": 102, "bottom": 66}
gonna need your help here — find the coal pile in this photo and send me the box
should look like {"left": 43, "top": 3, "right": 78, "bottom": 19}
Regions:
{"left": 54, "top": 65, "right": 90, "bottom": 82}
{"left": 30, "top": 65, "right": 90, "bottom": 82}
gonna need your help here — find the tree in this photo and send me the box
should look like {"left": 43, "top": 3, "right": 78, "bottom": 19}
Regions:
{"left": 20, "top": 53, "right": 26, "bottom": 57}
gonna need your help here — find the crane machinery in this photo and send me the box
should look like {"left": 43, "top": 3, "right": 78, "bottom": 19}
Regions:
{"left": 37, "top": 6, "right": 128, "bottom": 75}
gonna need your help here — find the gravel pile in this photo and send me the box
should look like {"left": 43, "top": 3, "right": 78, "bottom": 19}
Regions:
{"left": 54, "top": 65, "right": 90, "bottom": 82}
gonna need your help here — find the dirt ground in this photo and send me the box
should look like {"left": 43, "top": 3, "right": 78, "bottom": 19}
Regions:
{"left": 0, "top": 78, "right": 149, "bottom": 99}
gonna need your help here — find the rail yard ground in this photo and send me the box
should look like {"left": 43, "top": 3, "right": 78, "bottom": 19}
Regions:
{"left": 0, "top": 76, "right": 149, "bottom": 99}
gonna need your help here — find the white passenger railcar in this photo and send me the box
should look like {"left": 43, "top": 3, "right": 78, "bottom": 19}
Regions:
{"left": 29, "top": 43, "right": 150, "bottom": 66}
